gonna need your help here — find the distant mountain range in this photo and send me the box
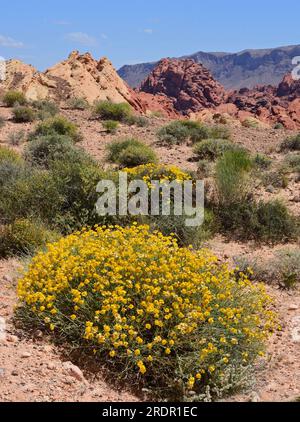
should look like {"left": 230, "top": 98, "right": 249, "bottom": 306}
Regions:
{"left": 118, "top": 44, "right": 300, "bottom": 90}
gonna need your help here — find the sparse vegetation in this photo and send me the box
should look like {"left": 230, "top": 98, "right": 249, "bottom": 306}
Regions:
{"left": 29, "top": 116, "right": 82, "bottom": 143}
{"left": 67, "top": 97, "right": 89, "bottom": 110}
{"left": 32, "top": 100, "right": 59, "bottom": 120}
{"left": 106, "top": 138, "right": 158, "bottom": 167}
{"left": 102, "top": 120, "right": 119, "bottom": 134}
{"left": 0, "top": 115, "right": 5, "bottom": 128}
{"left": 94, "top": 101, "right": 132, "bottom": 121}
{"left": 280, "top": 134, "right": 300, "bottom": 151}
{"left": 3, "top": 91, "right": 27, "bottom": 107}
{"left": 253, "top": 153, "right": 272, "bottom": 170}
{"left": 7, "top": 130, "right": 26, "bottom": 146}
{"left": 242, "top": 117, "right": 260, "bottom": 128}
{"left": 193, "top": 138, "right": 236, "bottom": 161}
{"left": 0, "top": 219, "right": 58, "bottom": 258}
{"left": 12, "top": 106, "right": 35, "bottom": 123}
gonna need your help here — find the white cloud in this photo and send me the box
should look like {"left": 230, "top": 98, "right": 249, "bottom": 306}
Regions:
{"left": 101, "top": 33, "right": 108, "bottom": 40}
{"left": 0, "top": 35, "right": 24, "bottom": 48}
{"left": 143, "top": 29, "right": 153, "bottom": 35}
{"left": 65, "top": 32, "right": 96, "bottom": 46}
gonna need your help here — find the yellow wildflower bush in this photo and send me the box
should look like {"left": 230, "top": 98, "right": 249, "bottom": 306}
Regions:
{"left": 124, "top": 163, "right": 191, "bottom": 188}
{"left": 17, "top": 224, "right": 275, "bottom": 400}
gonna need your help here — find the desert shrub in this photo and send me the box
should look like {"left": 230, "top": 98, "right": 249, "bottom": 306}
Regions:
{"left": 125, "top": 115, "right": 149, "bottom": 127}
{"left": 150, "top": 209, "right": 217, "bottom": 248}
{"left": 197, "top": 159, "right": 213, "bottom": 178}
{"left": 213, "top": 113, "right": 228, "bottom": 125}
{"left": 208, "top": 125, "right": 231, "bottom": 140}
{"left": 157, "top": 120, "right": 209, "bottom": 145}
{"left": 0, "top": 145, "right": 22, "bottom": 164}
{"left": 280, "top": 134, "right": 300, "bottom": 152}
{"left": 124, "top": 163, "right": 192, "bottom": 184}
{"left": 180, "top": 120, "right": 210, "bottom": 143}
{"left": 12, "top": 106, "right": 35, "bottom": 123}
{"left": 0, "top": 168, "right": 63, "bottom": 226}
{"left": 0, "top": 115, "right": 5, "bottom": 128}
{"left": 242, "top": 118, "right": 260, "bottom": 128}
{"left": 31, "top": 100, "right": 59, "bottom": 120}
{"left": 253, "top": 154, "right": 272, "bottom": 170}
{"left": 49, "top": 156, "right": 105, "bottom": 232}
{"left": 3, "top": 91, "right": 27, "bottom": 107}
{"left": 7, "top": 130, "right": 26, "bottom": 146}
{"left": 193, "top": 139, "right": 235, "bottom": 161}
{"left": 24, "top": 134, "right": 79, "bottom": 168}
{"left": 0, "top": 219, "right": 58, "bottom": 258}
{"left": 283, "top": 153, "right": 300, "bottom": 173}
{"left": 94, "top": 101, "right": 132, "bottom": 121}
{"left": 17, "top": 224, "right": 275, "bottom": 401}
{"left": 274, "top": 123, "right": 284, "bottom": 130}
{"left": 234, "top": 248, "right": 300, "bottom": 289}
{"left": 106, "top": 139, "right": 157, "bottom": 167}
{"left": 0, "top": 160, "right": 25, "bottom": 189}
{"left": 255, "top": 200, "right": 297, "bottom": 243}
{"left": 102, "top": 120, "right": 119, "bottom": 134}
{"left": 67, "top": 97, "right": 89, "bottom": 110}
{"left": 215, "top": 149, "right": 253, "bottom": 206}
{"left": 157, "top": 121, "right": 190, "bottom": 145}
{"left": 30, "top": 116, "right": 82, "bottom": 143}
{"left": 261, "top": 170, "right": 289, "bottom": 189}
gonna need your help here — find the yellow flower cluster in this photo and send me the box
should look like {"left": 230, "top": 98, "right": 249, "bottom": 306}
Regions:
{"left": 17, "top": 224, "right": 275, "bottom": 395}
{"left": 124, "top": 163, "right": 191, "bottom": 188}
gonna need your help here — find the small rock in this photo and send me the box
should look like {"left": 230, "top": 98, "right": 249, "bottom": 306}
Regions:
{"left": 6, "top": 334, "right": 19, "bottom": 343}
{"left": 47, "top": 363, "right": 56, "bottom": 370}
{"left": 249, "top": 392, "right": 261, "bottom": 402}
{"left": 0, "top": 368, "right": 5, "bottom": 378}
{"left": 266, "top": 185, "right": 276, "bottom": 193}
{"left": 0, "top": 317, "right": 6, "bottom": 342}
{"left": 21, "top": 352, "right": 32, "bottom": 359}
{"left": 288, "top": 304, "right": 299, "bottom": 311}
{"left": 63, "top": 361, "right": 87, "bottom": 383}
{"left": 3, "top": 275, "right": 13, "bottom": 283}
{"left": 11, "top": 370, "right": 19, "bottom": 376}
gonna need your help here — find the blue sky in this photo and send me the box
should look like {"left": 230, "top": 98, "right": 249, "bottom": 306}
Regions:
{"left": 0, "top": 0, "right": 299, "bottom": 70}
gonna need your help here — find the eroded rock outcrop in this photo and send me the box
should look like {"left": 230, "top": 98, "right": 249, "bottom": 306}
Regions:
{"left": 139, "top": 58, "right": 227, "bottom": 115}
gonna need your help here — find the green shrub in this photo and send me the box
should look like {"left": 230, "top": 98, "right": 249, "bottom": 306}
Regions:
{"left": 32, "top": 100, "right": 59, "bottom": 120}
{"left": 94, "top": 101, "right": 132, "bottom": 121}
{"left": 193, "top": 139, "right": 236, "bottom": 161}
{"left": 255, "top": 200, "right": 297, "bottom": 243}
{"left": 283, "top": 153, "right": 300, "bottom": 173}
{"left": 24, "top": 134, "right": 79, "bottom": 168}
{"left": 280, "top": 134, "right": 300, "bottom": 151}
{"left": 157, "top": 120, "right": 210, "bottom": 145}
{"left": 3, "top": 91, "right": 27, "bottom": 107}
{"left": 216, "top": 149, "right": 253, "bottom": 206}
{"left": 102, "top": 120, "right": 119, "bottom": 134}
{"left": 0, "top": 146, "right": 22, "bottom": 164}
{"left": 30, "top": 116, "right": 82, "bottom": 143}
{"left": 7, "top": 130, "right": 26, "bottom": 146}
{"left": 253, "top": 154, "right": 272, "bottom": 170}
{"left": 12, "top": 106, "right": 35, "bottom": 123}
{"left": 274, "top": 123, "right": 284, "bottom": 130}
{"left": 67, "top": 97, "right": 89, "bottom": 110}
{"left": 0, "top": 168, "right": 63, "bottom": 226}
{"left": 157, "top": 121, "right": 190, "bottom": 145}
{"left": 106, "top": 139, "right": 158, "bottom": 167}
{"left": 125, "top": 115, "right": 149, "bottom": 127}
{"left": 149, "top": 209, "right": 217, "bottom": 248}
{"left": 0, "top": 219, "right": 58, "bottom": 258}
